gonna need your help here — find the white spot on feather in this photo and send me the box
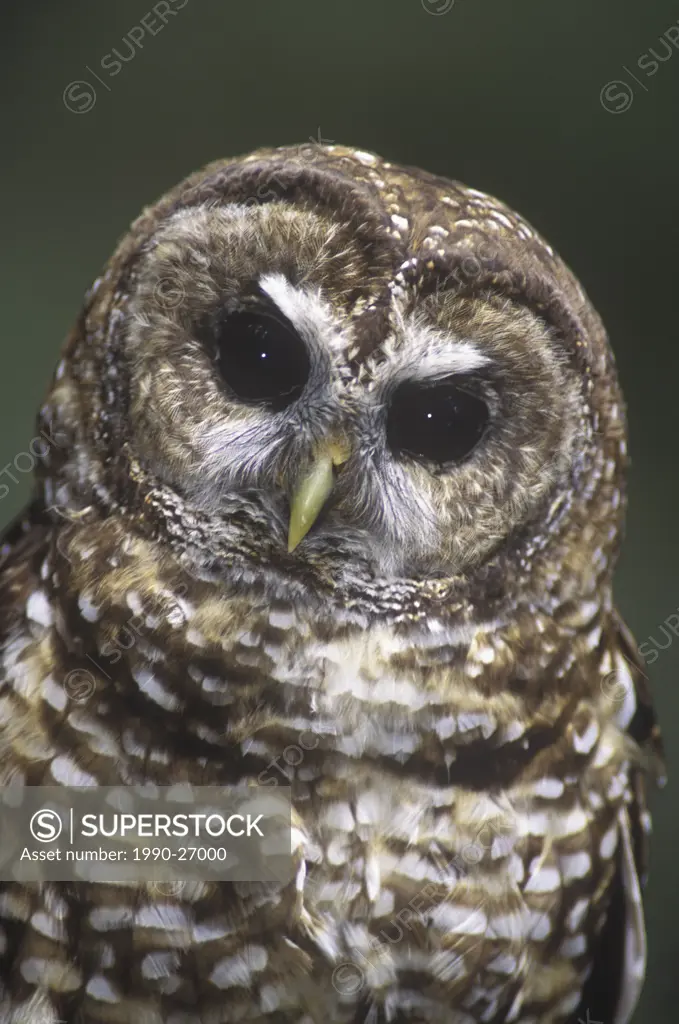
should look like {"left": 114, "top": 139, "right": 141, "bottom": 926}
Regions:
{"left": 50, "top": 756, "right": 97, "bottom": 787}
{"left": 42, "top": 675, "right": 67, "bottom": 711}
{"left": 430, "top": 902, "right": 487, "bottom": 935}
{"left": 132, "top": 667, "right": 181, "bottom": 712}
{"left": 322, "top": 802, "right": 354, "bottom": 831}
{"left": 77, "top": 593, "right": 101, "bottom": 622}
{"left": 26, "top": 591, "right": 54, "bottom": 627}
{"left": 135, "top": 905, "right": 191, "bottom": 931}
{"left": 524, "top": 863, "right": 561, "bottom": 894}
{"left": 210, "top": 946, "right": 268, "bottom": 989}
{"left": 573, "top": 719, "right": 599, "bottom": 754}
{"left": 532, "top": 777, "right": 564, "bottom": 799}
{"left": 86, "top": 975, "right": 120, "bottom": 1003}
{"left": 600, "top": 824, "right": 618, "bottom": 859}
{"left": 612, "top": 653, "right": 637, "bottom": 730}
{"left": 561, "top": 851, "right": 591, "bottom": 881}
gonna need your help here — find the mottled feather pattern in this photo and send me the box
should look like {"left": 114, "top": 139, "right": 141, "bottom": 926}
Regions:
{"left": 0, "top": 144, "right": 663, "bottom": 1024}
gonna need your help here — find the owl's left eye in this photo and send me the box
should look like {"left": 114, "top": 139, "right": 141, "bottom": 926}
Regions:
{"left": 386, "top": 377, "right": 490, "bottom": 467}
{"left": 213, "top": 310, "right": 311, "bottom": 411}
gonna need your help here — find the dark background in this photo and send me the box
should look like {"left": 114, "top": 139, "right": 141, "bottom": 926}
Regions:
{"left": 1, "top": 1, "right": 677, "bottom": 1020}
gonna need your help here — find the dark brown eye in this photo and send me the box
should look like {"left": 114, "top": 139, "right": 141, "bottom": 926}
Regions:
{"left": 386, "top": 378, "right": 489, "bottom": 466}
{"left": 214, "top": 310, "right": 310, "bottom": 411}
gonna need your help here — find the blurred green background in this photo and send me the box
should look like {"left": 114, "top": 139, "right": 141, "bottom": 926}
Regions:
{"left": 1, "top": 1, "right": 677, "bottom": 1020}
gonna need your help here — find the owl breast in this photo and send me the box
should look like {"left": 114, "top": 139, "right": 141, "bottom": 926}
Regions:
{"left": 2, "top": 537, "right": 631, "bottom": 1023}
{"left": 239, "top": 611, "right": 630, "bottom": 1024}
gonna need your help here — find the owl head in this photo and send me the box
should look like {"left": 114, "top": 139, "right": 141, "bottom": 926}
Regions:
{"left": 39, "top": 144, "right": 626, "bottom": 619}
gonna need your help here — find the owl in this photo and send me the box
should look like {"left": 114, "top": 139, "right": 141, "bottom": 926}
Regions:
{"left": 0, "top": 144, "right": 664, "bottom": 1024}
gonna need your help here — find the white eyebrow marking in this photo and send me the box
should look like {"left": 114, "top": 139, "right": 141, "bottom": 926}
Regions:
{"left": 379, "top": 313, "right": 490, "bottom": 386}
{"left": 407, "top": 336, "right": 489, "bottom": 378}
{"left": 258, "top": 272, "right": 345, "bottom": 354}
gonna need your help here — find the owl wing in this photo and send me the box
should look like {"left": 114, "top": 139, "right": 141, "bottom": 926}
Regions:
{"left": 0, "top": 498, "right": 50, "bottom": 616}
{"left": 574, "top": 612, "right": 665, "bottom": 1024}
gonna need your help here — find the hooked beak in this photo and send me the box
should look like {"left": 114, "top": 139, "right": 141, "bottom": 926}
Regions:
{"left": 287, "top": 438, "right": 350, "bottom": 552}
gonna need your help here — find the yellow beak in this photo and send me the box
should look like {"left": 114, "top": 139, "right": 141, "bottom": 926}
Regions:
{"left": 287, "top": 439, "right": 350, "bottom": 552}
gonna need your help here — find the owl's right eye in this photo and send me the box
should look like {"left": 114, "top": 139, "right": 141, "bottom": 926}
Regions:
{"left": 386, "top": 377, "right": 490, "bottom": 467}
{"left": 213, "top": 310, "right": 311, "bottom": 411}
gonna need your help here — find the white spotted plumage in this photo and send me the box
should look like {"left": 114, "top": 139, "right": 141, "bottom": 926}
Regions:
{"left": 0, "top": 143, "right": 663, "bottom": 1023}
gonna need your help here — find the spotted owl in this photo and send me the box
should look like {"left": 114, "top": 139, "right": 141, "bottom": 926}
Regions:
{"left": 0, "top": 144, "right": 664, "bottom": 1024}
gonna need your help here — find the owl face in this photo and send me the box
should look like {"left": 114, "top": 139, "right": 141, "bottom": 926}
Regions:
{"left": 121, "top": 199, "right": 584, "bottom": 587}
{"left": 41, "top": 144, "right": 624, "bottom": 621}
